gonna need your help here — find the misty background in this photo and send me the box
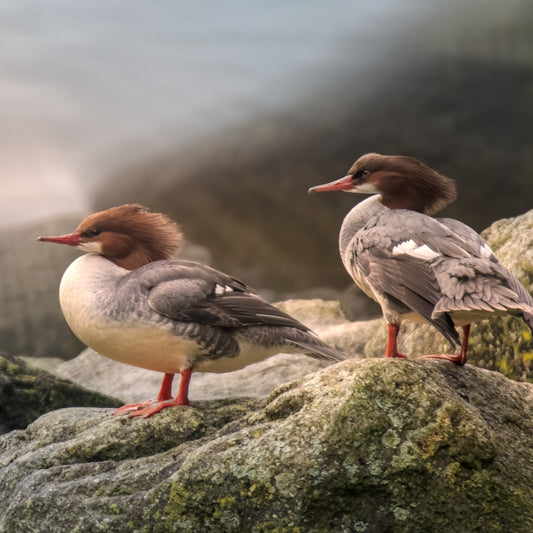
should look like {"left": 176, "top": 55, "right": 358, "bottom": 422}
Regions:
{"left": 1, "top": 0, "right": 532, "bottom": 359}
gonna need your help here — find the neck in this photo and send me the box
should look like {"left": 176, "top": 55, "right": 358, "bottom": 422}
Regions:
{"left": 109, "top": 247, "right": 155, "bottom": 270}
{"left": 339, "top": 195, "right": 387, "bottom": 260}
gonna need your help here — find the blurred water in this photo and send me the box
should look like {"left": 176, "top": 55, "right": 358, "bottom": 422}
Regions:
{"left": 0, "top": 0, "right": 437, "bottom": 225}
{"left": 0, "top": 0, "right": 527, "bottom": 226}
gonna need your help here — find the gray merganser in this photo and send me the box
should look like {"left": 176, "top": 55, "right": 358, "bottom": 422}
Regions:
{"left": 309, "top": 153, "right": 533, "bottom": 365}
{"left": 38, "top": 204, "right": 347, "bottom": 417}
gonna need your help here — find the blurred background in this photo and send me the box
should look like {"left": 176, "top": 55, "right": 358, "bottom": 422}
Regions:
{"left": 1, "top": 0, "right": 532, "bottom": 360}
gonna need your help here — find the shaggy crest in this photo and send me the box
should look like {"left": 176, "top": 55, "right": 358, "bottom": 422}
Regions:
{"left": 77, "top": 204, "right": 183, "bottom": 269}
{"left": 349, "top": 153, "right": 457, "bottom": 215}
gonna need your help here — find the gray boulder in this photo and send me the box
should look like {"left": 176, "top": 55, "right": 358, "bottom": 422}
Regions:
{"left": 1, "top": 358, "right": 532, "bottom": 532}
{"left": 0, "top": 353, "right": 121, "bottom": 435}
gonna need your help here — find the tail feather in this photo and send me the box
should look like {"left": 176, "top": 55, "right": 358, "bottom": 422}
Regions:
{"left": 428, "top": 311, "right": 461, "bottom": 348}
{"left": 285, "top": 337, "right": 349, "bottom": 362}
{"left": 522, "top": 309, "right": 533, "bottom": 331}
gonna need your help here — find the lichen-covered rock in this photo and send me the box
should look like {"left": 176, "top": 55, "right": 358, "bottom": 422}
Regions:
{"left": 1, "top": 359, "right": 532, "bottom": 532}
{"left": 481, "top": 209, "right": 533, "bottom": 294}
{"left": 275, "top": 298, "right": 350, "bottom": 330}
{"left": 322, "top": 313, "right": 533, "bottom": 382}
{"left": 0, "top": 353, "right": 121, "bottom": 434}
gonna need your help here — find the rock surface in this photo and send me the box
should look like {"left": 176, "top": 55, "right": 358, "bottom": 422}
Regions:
{"left": 1, "top": 358, "right": 532, "bottom": 532}
{"left": 0, "top": 353, "right": 121, "bottom": 435}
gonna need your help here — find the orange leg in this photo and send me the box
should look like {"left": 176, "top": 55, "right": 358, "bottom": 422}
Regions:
{"left": 157, "top": 372, "right": 174, "bottom": 401}
{"left": 112, "top": 372, "right": 175, "bottom": 415}
{"left": 113, "top": 369, "right": 193, "bottom": 418}
{"left": 129, "top": 368, "right": 193, "bottom": 418}
{"left": 385, "top": 323, "right": 407, "bottom": 359}
{"left": 174, "top": 367, "right": 192, "bottom": 406}
{"left": 421, "top": 324, "right": 470, "bottom": 366}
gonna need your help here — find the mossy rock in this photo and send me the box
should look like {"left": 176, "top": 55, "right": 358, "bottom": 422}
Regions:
{"left": 0, "top": 353, "right": 121, "bottom": 434}
{"left": 1, "top": 359, "right": 532, "bottom": 532}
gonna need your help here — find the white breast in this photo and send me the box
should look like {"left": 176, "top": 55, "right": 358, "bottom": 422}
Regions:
{"left": 58, "top": 254, "right": 196, "bottom": 373}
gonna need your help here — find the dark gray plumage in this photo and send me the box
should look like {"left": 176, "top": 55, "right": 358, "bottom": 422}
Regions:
{"left": 350, "top": 207, "right": 533, "bottom": 347}
{"left": 117, "top": 259, "right": 347, "bottom": 363}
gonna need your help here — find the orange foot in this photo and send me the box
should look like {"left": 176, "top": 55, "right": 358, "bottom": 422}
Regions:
{"left": 112, "top": 400, "right": 160, "bottom": 416}
{"left": 389, "top": 352, "right": 407, "bottom": 359}
{"left": 421, "top": 325, "right": 470, "bottom": 366}
{"left": 128, "top": 398, "right": 190, "bottom": 418}
{"left": 112, "top": 368, "right": 194, "bottom": 418}
{"left": 421, "top": 352, "right": 466, "bottom": 366}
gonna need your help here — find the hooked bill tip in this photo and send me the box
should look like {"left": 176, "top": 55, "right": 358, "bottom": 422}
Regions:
{"left": 308, "top": 183, "right": 334, "bottom": 194}
{"left": 36, "top": 232, "right": 82, "bottom": 246}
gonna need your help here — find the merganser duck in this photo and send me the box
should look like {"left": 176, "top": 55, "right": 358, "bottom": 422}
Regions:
{"left": 38, "top": 204, "right": 347, "bottom": 417}
{"left": 309, "top": 153, "right": 533, "bottom": 365}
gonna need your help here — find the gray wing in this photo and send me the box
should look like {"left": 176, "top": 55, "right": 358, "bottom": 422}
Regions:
{"left": 435, "top": 218, "right": 533, "bottom": 325}
{"left": 124, "top": 260, "right": 312, "bottom": 332}
{"left": 354, "top": 211, "right": 533, "bottom": 342}
{"left": 121, "top": 260, "right": 348, "bottom": 363}
{"left": 353, "top": 213, "right": 459, "bottom": 345}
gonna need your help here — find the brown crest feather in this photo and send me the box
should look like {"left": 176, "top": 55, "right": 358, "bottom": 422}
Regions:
{"left": 350, "top": 153, "right": 457, "bottom": 215}
{"left": 77, "top": 204, "right": 183, "bottom": 269}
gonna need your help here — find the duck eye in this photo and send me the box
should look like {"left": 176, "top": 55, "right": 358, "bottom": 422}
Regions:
{"left": 355, "top": 169, "right": 370, "bottom": 179}
{"left": 86, "top": 228, "right": 101, "bottom": 237}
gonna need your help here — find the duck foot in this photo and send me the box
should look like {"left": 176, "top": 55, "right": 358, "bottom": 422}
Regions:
{"left": 387, "top": 352, "right": 407, "bottom": 359}
{"left": 112, "top": 372, "right": 176, "bottom": 416}
{"left": 128, "top": 398, "right": 190, "bottom": 418}
{"left": 112, "top": 400, "right": 161, "bottom": 416}
{"left": 112, "top": 397, "right": 190, "bottom": 418}
{"left": 421, "top": 352, "right": 466, "bottom": 366}
{"left": 420, "top": 325, "right": 470, "bottom": 366}
{"left": 112, "top": 369, "right": 193, "bottom": 418}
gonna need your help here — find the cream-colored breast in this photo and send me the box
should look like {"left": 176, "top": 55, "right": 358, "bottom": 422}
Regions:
{"left": 58, "top": 254, "right": 197, "bottom": 373}
{"left": 79, "top": 323, "right": 198, "bottom": 373}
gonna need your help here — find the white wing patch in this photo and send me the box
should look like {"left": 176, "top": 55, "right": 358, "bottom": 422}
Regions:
{"left": 480, "top": 243, "right": 493, "bottom": 259}
{"left": 392, "top": 239, "right": 441, "bottom": 260}
{"left": 215, "top": 284, "right": 234, "bottom": 295}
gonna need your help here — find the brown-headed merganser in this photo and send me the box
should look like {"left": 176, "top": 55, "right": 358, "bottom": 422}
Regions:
{"left": 38, "top": 204, "right": 347, "bottom": 417}
{"left": 309, "top": 153, "right": 533, "bottom": 365}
